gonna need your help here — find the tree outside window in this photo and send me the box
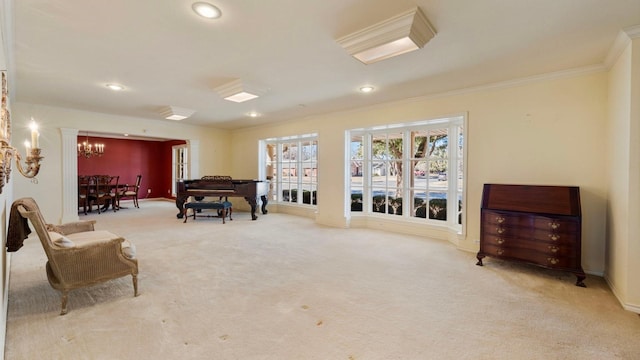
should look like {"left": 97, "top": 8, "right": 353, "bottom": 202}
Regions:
{"left": 348, "top": 116, "right": 465, "bottom": 230}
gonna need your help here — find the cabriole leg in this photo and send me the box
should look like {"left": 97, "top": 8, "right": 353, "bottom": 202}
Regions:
{"left": 476, "top": 253, "right": 485, "bottom": 266}
{"left": 575, "top": 272, "right": 586, "bottom": 288}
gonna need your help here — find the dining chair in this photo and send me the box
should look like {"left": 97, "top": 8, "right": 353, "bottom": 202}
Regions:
{"left": 90, "top": 175, "right": 117, "bottom": 213}
{"left": 77, "top": 175, "right": 93, "bottom": 215}
{"left": 119, "top": 174, "right": 142, "bottom": 208}
{"left": 108, "top": 175, "right": 121, "bottom": 210}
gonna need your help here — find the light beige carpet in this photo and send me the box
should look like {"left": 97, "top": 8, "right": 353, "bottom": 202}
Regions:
{"left": 5, "top": 200, "right": 640, "bottom": 360}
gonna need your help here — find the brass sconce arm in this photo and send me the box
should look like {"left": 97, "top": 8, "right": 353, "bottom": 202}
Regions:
{"left": 0, "top": 140, "right": 44, "bottom": 187}
{"left": 14, "top": 147, "right": 43, "bottom": 179}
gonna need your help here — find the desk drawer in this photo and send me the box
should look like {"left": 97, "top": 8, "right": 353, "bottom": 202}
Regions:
{"left": 481, "top": 235, "right": 577, "bottom": 257}
{"left": 482, "top": 243, "right": 578, "bottom": 269}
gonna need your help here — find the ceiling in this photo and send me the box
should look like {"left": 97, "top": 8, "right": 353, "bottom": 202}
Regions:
{"left": 10, "top": 0, "right": 640, "bottom": 130}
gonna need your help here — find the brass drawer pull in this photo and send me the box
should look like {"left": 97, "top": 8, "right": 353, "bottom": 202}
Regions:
{"left": 548, "top": 245, "right": 559, "bottom": 253}
{"left": 496, "top": 216, "right": 505, "bottom": 224}
{"left": 496, "top": 249, "right": 504, "bottom": 255}
{"left": 549, "top": 222, "right": 560, "bottom": 230}
{"left": 496, "top": 238, "right": 505, "bottom": 245}
{"left": 548, "top": 234, "right": 560, "bottom": 241}
{"left": 496, "top": 227, "right": 505, "bottom": 234}
{"left": 547, "top": 257, "right": 559, "bottom": 265}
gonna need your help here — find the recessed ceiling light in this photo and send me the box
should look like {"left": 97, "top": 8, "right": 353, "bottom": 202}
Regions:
{"left": 192, "top": 2, "right": 222, "bottom": 19}
{"left": 106, "top": 83, "right": 124, "bottom": 91}
{"left": 360, "top": 86, "right": 375, "bottom": 93}
{"left": 247, "top": 112, "right": 260, "bottom": 118}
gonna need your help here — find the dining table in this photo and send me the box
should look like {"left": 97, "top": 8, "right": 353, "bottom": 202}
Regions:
{"left": 78, "top": 175, "right": 127, "bottom": 213}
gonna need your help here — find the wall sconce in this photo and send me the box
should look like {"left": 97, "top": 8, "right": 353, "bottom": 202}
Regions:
{"left": 0, "top": 71, "right": 44, "bottom": 192}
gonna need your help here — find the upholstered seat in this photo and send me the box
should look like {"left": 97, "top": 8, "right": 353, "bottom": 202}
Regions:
{"left": 184, "top": 200, "right": 233, "bottom": 224}
{"left": 10, "top": 197, "right": 139, "bottom": 315}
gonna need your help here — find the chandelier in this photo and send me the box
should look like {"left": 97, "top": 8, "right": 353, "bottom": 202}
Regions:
{"left": 77, "top": 132, "right": 104, "bottom": 158}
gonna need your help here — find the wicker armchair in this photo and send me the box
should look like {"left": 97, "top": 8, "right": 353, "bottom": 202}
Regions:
{"left": 14, "top": 198, "right": 138, "bottom": 315}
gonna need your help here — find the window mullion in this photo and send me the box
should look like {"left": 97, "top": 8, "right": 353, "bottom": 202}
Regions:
{"left": 276, "top": 143, "right": 283, "bottom": 202}
{"left": 364, "top": 133, "right": 372, "bottom": 213}
{"left": 447, "top": 125, "right": 457, "bottom": 225}
{"left": 297, "top": 140, "right": 302, "bottom": 204}
{"left": 403, "top": 130, "right": 411, "bottom": 217}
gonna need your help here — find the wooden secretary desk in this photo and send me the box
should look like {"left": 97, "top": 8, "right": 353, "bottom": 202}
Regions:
{"left": 476, "top": 184, "right": 586, "bottom": 287}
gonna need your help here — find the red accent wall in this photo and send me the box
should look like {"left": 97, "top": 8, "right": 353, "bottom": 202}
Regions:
{"left": 77, "top": 136, "right": 186, "bottom": 199}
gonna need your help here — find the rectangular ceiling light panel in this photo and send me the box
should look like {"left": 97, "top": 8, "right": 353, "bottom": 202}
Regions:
{"left": 224, "top": 91, "right": 259, "bottom": 103}
{"left": 160, "top": 106, "right": 196, "bottom": 121}
{"left": 337, "top": 7, "right": 436, "bottom": 65}
{"left": 215, "top": 79, "right": 262, "bottom": 103}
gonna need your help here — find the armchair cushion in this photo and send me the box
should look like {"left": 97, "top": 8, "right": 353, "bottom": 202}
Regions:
{"left": 48, "top": 232, "right": 75, "bottom": 249}
{"left": 67, "top": 230, "right": 121, "bottom": 247}
{"left": 65, "top": 231, "right": 137, "bottom": 259}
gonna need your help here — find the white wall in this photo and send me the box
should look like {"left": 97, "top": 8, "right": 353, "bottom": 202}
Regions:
{"left": 606, "top": 36, "right": 640, "bottom": 312}
{"left": 11, "top": 103, "right": 232, "bottom": 223}
{"left": 231, "top": 71, "right": 609, "bottom": 275}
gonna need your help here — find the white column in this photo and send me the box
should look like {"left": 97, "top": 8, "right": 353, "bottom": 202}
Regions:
{"left": 60, "top": 128, "right": 79, "bottom": 223}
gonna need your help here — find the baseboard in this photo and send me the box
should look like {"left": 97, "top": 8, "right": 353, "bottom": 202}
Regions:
{"left": 604, "top": 273, "right": 640, "bottom": 314}
{"left": 622, "top": 303, "right": 640, "bottom": 313}
{"left": 585, "top": 270, "right": 604, "bottom": 277}
{"left": 347, "top": 214, "right": 450, "bottom": 241}
{"left": 273, "top": 203, "right": 317, "bottom": 219}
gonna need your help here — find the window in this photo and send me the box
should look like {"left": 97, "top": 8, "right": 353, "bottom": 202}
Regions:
{"left": 171, "top": 145, "right": 188, "bottom": 197}
{"left": 265, "top": 134, "right": 318, "bottom": 206}
{"left": 349, "top": 115, "right": 465, "bottom": 230}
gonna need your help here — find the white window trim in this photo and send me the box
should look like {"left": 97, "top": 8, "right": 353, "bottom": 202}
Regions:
{"left": 346, "top": 114, "right": 467, "bottom": 233}
{"left": 264, "top": 134, "right": 318, "bottom": 207}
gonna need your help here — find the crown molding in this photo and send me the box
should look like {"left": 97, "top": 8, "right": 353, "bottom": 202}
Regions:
{"left": 625, "top": 24, "right": 640, "bottom": 39}
{"left": 604, "top": 24, "right": 640, "bottom": 69}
